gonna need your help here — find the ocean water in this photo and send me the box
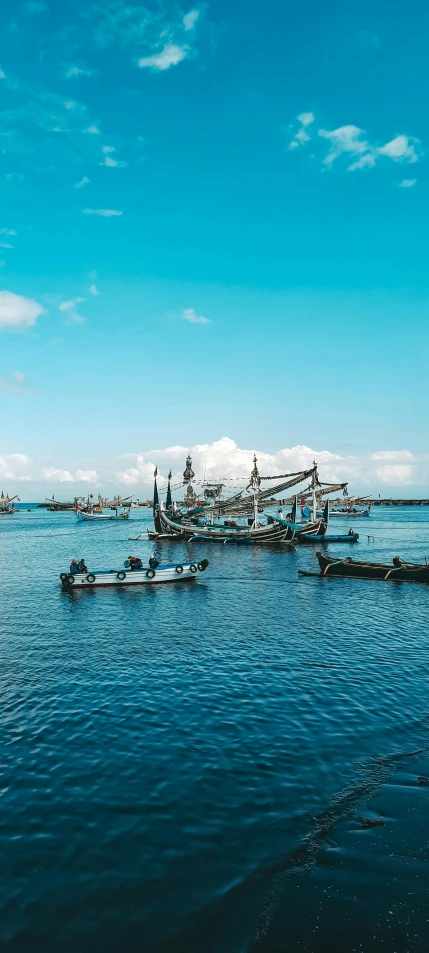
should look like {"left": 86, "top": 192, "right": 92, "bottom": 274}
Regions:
{"left": 1, "top": 506, "right": 429, "bottom": 952}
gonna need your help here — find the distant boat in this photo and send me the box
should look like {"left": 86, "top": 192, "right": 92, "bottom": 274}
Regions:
{"left": 301, "top": 496, "right": 371, "bottom": 520}
{"left": 45, "top": 496, "right": 75, "bottom": 511}
{"left": 60, "top": 558, "right": 209, "bottom": 588}
{"left": 0, "top": 492, "right": 19, "bottom": 515}
{"left": 76, "top": 510, "right": 129, "bottom": 522}
{"left": 75, "top": 499, "right": 129, "bottom": 522}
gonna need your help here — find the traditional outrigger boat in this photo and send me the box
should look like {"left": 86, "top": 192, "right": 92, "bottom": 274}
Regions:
{"left": 301, "top": 495, "right": 372, "bottom": 520}
{"left": 0, "top": 492, "right": 19, "bottom": 515}
{"left": 300, "top": 552, "right": 429, "bottom": 584}
{"left": 147, "top": 456, "right": 324, "bottom": 545}
{"left": 45, "top": 495, "right": 75, "bottom": 511}
{"left": 60, "top": 558, "right": 209, "bottom": 588}
{"left": 76, "top": 510, "right": 129, "bottom": 522}
{"left": 75, "top": 499, "right": 129, "bottom": 521}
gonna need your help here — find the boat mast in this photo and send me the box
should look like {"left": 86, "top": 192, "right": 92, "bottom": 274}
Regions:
{"left": 250, "top": 454, "right": 261, "bottom": 529}
{"left": 312, "top": 462, "right": 317, "bottom": 522}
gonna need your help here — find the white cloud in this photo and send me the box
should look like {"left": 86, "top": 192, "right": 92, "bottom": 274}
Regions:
{"left": 372, "top": 450, "right": 414, "bottom": 461}
{"left": 399, "top": 178, "right": 416, "bottom": 188}
{"left": 378, "top": 135, "right": 418, "bottom": 162}
{"left": 83, "top": 208, "right": 123, "bottom": 217}
{"left": 66, "top": 65, "right": 93, "bottom": 78}
{"left": 75, "top": 176, "right": 90, "bottom": 188}
{"left": 319, "top": 125, "right": 420, "bottom": 171}
{"left": 102, "top": 145, "right": 115, "bottom": 154}
{"left": 43, "top": 467, "right": 74, "bottom": 482}
{"left": 183, "top": 9, "right": 200, "bottom": 30}
{"left": 0, "top": 453, "right": 32, "bottom": 481}
{"left": 375, "top": 465, "right": 413, "bottom": 484}
{"left": 181, "top": 307, "right": 211, "bottom": 325}
{"left": 290, "top": 114, "right": 422, "bottom": 173}
{"left": 319, "top": 124, "right": 369, "bottom": 165}
{"left": 2, "top": 437, "right": 429, "bottom": 497}
{"left": 59, "top": 297, "right": 85, "bottom": 312}
{"left": 0, "top": 242, "right": 14, "bottom": 249}
{"left": 89, "top": 284, "right": 99, "bottom": 296}
{"left": 75, "top": 469, "right": 98, "bottom": 482}
{"left": 85, "top": 125, "right": 101, "bottom": 135}
{"left": 288, "top": 111, "right": 315, "bottom": 150}
{"left": 0, "top": 371, "right": 32, "bottom": 394}
{"left": 0, "top": 228, "right": 16, "bottom": 236}
{"left": 101, "top": 156, "right": 125, "bottom": 167}
{"left": 0, "top": 291, "right": 44, "bottom": 330}
{"left": 0, "top": 68, "right": 5, "bottom": 79}
{"left": 138, "top": 43, "right": 190, "bottom": 71}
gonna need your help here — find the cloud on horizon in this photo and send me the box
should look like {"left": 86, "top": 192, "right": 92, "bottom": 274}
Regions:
{"left": 2, "top": 437, "right": 422, "bottom": 498}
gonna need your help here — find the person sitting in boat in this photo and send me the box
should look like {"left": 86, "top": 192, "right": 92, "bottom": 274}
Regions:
{"left": 78, "top": 558, "right": 88, "bottom": 573}
{"left": 129, "top": 555, "right": 143, "bottom": 571}
{"left": 70, "top": 558, "right": 79, "bottom": 574}
{"left": 149, "top": 553, "right": 160, "bottom": 570}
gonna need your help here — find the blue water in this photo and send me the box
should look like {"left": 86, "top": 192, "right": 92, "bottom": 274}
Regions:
{"left": 1, "top": 507, "right": 429, "bottom": 951}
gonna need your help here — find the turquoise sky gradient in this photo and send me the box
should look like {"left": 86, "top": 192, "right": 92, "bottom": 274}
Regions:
{"left": 0, "top": 0, "right": 428, "bottom": 495}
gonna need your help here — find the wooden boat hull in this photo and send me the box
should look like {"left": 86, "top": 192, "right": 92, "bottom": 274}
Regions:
{"left": 154, "top": 508, "right": 294, "bottom": 544}
{"left": 61, "top": 560, "right": 209, "bottom": 588}
{"left": 298, "top": 532, "right": 359, "bottom": 544}
{"left": 314, "top": 552, "right": 429, "bottom": 583}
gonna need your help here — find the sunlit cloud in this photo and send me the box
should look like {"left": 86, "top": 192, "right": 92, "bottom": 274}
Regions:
{"left": 0, "top": 291, "right": 44, "bottom": 330}
{"left": 181, "top": 307, "right": 211, "bottom": 325}
{"left": 138, "top": 43, "right": 190, "bottom": 71}
{"left": 83, "top": 208, "right": 123, "bottom": 216}
{"left": 288, "top": 112, "right": 421, "bottom": 172}
{"left": 183, "top": 9, "right": 200, "bottom": 31}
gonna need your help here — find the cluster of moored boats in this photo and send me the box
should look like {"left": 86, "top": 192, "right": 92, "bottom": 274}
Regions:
{"left": 3, "top": 453, "right": 429, "bottom": 587}
{"left": 142, "top": 454, "right": 365, "bottom": 546}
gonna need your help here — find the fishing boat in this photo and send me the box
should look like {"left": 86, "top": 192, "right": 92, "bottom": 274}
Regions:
{"left": 301, "top": 552, "right": 429, "bottom": 583}
{"left": 0, "top": 492, "right": 19, "bottom": 515}
{"left": 147, "top": 456, "right": 319, "bottom": 544}
{"left": 290, "top": 499, "right": 359, "bottom": 543}
{"left": 76, "top": 510, "right": 129, "bottom": 522}
{"left": 60, "top": 558, "right": 209, "bottom": 588}
{"left": 301, "top": 495, "right": 372, "bottom": 520}
{"left": 45, "top": 496, "right": 75, "bottom": 511}
{"left": 75, "top": 500, "right": 129, "bottom": 522}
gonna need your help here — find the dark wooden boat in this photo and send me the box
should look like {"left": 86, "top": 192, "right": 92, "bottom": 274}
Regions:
{"left": 148, "top": 458, "right": 317, "bottom": 546}
{"left": 305, "top": 552, "right": 429, "bottom": 583}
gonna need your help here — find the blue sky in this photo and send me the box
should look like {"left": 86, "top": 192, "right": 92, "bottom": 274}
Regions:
{"left": 0, "top": 0, "right": 428, "bottom": 496}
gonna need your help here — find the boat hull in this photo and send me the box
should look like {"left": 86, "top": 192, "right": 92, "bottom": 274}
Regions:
{"left": 298, "top": 533, "right": 359, "bottom": 544}
{"left": 155, "top": 510, "right": 294, "bottom": 543}
{"left": 61, "top": 561, "right": 208, "bottom": 588}
{"left": 315, "top": 552, "right": 429, "bottom": 583}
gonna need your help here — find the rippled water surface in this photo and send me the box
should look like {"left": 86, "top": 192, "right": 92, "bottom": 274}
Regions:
{"left": 1, "top": 507, "right": 429, "bottom": 951}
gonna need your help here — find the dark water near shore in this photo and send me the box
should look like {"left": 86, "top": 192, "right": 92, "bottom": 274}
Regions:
{"left": 1, "top": 507, "right": 429, "bottom": 952}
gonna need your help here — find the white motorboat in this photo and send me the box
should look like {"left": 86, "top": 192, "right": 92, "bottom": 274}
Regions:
{"left": 60, "top": 558, "right": 209, "bottom": 588}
